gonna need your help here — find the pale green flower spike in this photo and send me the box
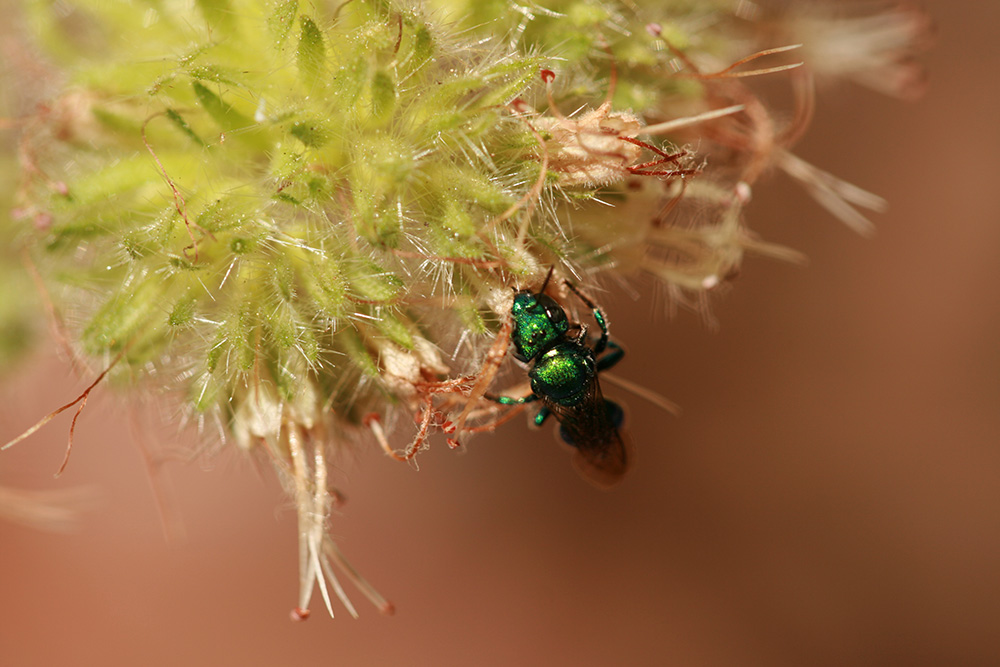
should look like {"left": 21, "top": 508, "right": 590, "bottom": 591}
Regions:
{"left": 2, "top": 0, "right": 930, "bottom": 618}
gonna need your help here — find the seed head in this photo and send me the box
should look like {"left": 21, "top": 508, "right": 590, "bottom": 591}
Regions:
{"left": 2, "top": 0, "right": 931, "bottom": 617}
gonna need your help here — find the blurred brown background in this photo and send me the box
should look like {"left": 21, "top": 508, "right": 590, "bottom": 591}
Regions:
{"left": 2, "top": 1, "right": 998, "bottom": 665}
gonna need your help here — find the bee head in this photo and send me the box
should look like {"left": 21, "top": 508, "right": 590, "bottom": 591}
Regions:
{"left": 510, "top": 290, "right": 569, "bottom": 362}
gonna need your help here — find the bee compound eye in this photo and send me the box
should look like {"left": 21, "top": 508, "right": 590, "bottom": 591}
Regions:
{"left": 536, "top": 294, "right": 567, "bottom": 327}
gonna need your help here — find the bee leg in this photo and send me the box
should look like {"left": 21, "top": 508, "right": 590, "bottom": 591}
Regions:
{"left": 564, "top": 281, "right": 610, "bottom": 354}
{"left": 596, "top": 340, "right": 624, "bottom": 371}
{"left": 486, "top": 393, "right": 547, "bottom": 432}
{"left": 486, "top": 392, "right": 538, "bottom": 406}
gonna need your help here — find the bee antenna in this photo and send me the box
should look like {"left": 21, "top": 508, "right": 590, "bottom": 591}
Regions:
{"left": 539, "top": 266, "right": 555, "bottom": 294}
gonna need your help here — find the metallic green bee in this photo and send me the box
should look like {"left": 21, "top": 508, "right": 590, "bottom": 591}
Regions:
{"left": 492, "top": 272, "right": 628, "bottom": 488}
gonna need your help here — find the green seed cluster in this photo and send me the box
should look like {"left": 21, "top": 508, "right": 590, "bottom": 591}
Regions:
{"left": 17, "top": 0, "right": 558, "bottom": 430}
{"left": 14, "top": 0, "right": 730, "bottom": 438}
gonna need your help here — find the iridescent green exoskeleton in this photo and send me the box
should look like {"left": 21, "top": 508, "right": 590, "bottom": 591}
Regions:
{"left": 492, "top": 273, "right": 628, "bottom": 488}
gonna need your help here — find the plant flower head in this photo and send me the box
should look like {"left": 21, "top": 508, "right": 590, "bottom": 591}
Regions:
{"left": 2, "top": 0, "right": 930, "bottom": 617}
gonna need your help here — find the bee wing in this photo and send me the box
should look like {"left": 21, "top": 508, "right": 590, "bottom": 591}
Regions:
{"left": 544, "top": 378, "right": 630, "bottom": 489}
{"left": 570, "top": 427, "right": 629, "bottom": 489}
